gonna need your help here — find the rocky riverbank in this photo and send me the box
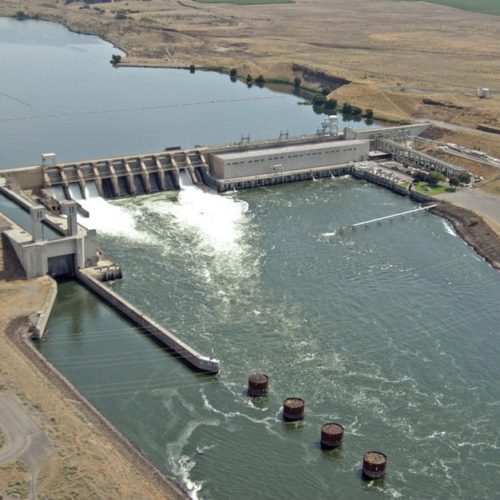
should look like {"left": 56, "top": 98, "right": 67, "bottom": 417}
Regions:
{"left": 430, "top": 203, "right": 500, "bottom": 270}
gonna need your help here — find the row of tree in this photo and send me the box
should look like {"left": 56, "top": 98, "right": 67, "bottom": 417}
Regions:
{"left": 311, "top": 93, "right": 373, "bottom": 118}
{"left": 418, "top": 171, "right": 471, "bottom": 187}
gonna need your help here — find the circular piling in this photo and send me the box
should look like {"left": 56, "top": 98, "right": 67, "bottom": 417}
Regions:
{"left": 362, "top": 451, "right": 387, "bottom": 479}
{"left": 320, "top": 423, "right": 344, "bottom": 449}
{"left": 247, "top": 374, "right": 269, "bottom": 396}
{"left": 283, "top": 397, "right": 305, "bottom": 421}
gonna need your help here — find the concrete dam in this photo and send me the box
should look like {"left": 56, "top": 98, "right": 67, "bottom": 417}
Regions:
{"left": 0, "top": 123, "right": 434, "bottom": 206}
{"left": 2, "top": 121, "right": 470, "bottom": 375}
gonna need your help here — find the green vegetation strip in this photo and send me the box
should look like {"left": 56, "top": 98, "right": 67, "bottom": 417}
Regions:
{"left": 195, "top": 0, "right": 292, "bottom": 4}
{"left": 382, "top": 0, "right": 500, "bottom": 16}
{"left": 414, "top": 182, "right": 456, "bottom": 196}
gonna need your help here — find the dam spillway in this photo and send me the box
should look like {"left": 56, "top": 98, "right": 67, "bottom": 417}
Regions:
{"left": 0, "top": 123, "right": 448, "bottom": 206}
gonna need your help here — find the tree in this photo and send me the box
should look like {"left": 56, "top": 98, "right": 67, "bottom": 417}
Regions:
{"left": 449, "top": 177, "right": 459, "bottom": 187}
{"left": 457, "top": 172, "right": 471, "bottom": 184}
{"left": 255, "top": 75, "right": 266, "bottom": 87}
{"left": 342, "top": 102, "right": 353, "bottom": 114}
{"left": 110, "top": 54, "right": 122, "bottom": 65}
{"left": 230, "top": 68, "right": 238, "bottom": 77}
{"left": 246, "top": 74, "right": 253, "bottom": 86}
{"left": 351, "top": 106, "right": 363, "bottom": 115}
{"left": 321, "top": 87, "right": 331, "bottom": 96}
{"left": 189, "top": 64, "right": 196, "bottom": 73}
{"left": 312, "top": 94, "right": 326, "bottom": 106}
{"left": 324, "top": 99, "right": 337, "bottom": 110}
{"left": 365, "top": 109, "right": 374, "bottom": 119}
{"left": 15, "top": 10, "right": 27, "bottom": 20}
{"left": 294, "top": 76, "right": 302, "bottom": 89}
{"left": 425, "top": 171, "right": 446, "bottom": 187}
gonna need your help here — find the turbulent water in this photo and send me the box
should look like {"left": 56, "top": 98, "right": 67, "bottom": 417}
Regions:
{"left": 40, "top": 178, "right": 500, "bottom": 499}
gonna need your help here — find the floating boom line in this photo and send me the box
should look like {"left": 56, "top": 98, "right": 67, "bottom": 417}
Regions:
{"left": 0, "top": 95, "right": 287, "bottom": 123}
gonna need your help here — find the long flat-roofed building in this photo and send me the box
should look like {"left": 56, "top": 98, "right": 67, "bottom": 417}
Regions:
{"left": 209, "top": 139, "right": 370, "bottom": 180}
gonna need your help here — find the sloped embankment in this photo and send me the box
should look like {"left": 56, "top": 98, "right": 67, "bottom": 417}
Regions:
{"left": 430, "top": 203, "right": 500, "bottom": 270}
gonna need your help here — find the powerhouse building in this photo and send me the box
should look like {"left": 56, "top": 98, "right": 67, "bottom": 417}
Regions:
{"left": 209, "top": 139, "right": 370, "bottom": 180}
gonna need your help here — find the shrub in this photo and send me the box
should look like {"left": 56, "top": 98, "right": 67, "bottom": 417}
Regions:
{"left": 324, "top": 99, "right": 337, "bottom": 110}
{"left": 312, "top": 94, "right": 326, "bottom": 106}
{"left": 255, "top": 75, "right": 266, "bottom": 87}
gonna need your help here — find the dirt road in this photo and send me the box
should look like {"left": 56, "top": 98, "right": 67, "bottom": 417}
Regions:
{"left": 0, "top": 392, "right": 52, "bottom": 499}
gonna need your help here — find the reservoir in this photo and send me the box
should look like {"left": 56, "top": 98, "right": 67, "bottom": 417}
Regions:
{"left": 2, "top": 18, "right": 500, "bottom": 500}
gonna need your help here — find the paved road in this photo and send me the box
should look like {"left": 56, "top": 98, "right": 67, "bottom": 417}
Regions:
{"left": 435, "top": 188, "right": 500, "bottom": 227}
{"left": 419, "top": 119, "right": 500, "bottom": 139}
{"left": 0, "top": 391, "right": 52, "bottom": 499}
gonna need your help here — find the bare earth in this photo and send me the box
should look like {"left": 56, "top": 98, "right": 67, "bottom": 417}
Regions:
{"left": 0, "top": 276, "right": 185, "bottom": 499}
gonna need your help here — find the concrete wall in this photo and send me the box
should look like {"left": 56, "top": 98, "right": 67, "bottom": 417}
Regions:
{"left": 34, "top": 278, "right": 58, "bottom": 339}
{"left": 355, "top": 123, "right": 430, "bottom": 141}
{"left": 1, "top": 165, "right": 44, "bottom": 190}
{"left": 211, "top": 140, "right": 369, "bottom": 180}
{"left": 5, "top": 229, "right": 98, "bottom": 279}
{"left": 77, "top": 269, "right": 220, "bottom": 373}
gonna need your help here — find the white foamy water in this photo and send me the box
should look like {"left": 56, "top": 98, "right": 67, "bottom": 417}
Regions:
{"left": 143, "top": 174, "right": 249, "bottom": 254}
{"left": 442, "top": 219, "right": 457, "bottom": 237}
{"left": 68, "top": 182, "right": 83, "bottom": 200}
{"left": 50, "top": 185, "right": 66, "bottom": 202}
{"left": 78, "top": 186, "right": 150, "bottom": 242}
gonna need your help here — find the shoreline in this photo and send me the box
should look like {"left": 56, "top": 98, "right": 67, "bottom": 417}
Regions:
{"left": 7, "top": 315, "right": 188, "bottom": 499}
{"left": 429, "top": 203, "right": 500, "bottom": 271}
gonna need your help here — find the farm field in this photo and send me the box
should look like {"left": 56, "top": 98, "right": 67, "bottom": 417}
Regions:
{"left": 383, "top": 0, "right": 500, "bottom": 16}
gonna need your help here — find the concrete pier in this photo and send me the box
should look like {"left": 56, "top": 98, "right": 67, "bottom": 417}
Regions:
{"left": 77, "top": 268, "right": 220, "bottom": 374}
{"left": 339, "top": 205, "right": 436, "bottom": 233}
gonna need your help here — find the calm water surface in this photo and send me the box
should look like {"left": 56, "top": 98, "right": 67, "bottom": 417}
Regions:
{"left": 2, "top": 17, "right": 499, "bottom": 500}
{"left": 0, "top": 18, "right": 369, "bottom": 168}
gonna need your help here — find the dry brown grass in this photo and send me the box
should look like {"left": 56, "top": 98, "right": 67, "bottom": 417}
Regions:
{"left": 1, "top": 0, "right": 499, "bottom": 128}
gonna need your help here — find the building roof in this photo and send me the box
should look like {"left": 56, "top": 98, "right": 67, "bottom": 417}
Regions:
{"left": 214, "top": 139, "right": 368, "bottom": 161}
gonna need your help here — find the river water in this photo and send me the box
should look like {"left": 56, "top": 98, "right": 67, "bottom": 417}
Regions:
{"left": 2, "top": 18, "right": 499, "bottom": 500}
{"left": 0, "top": 18, "right": 368, "bottom": 169}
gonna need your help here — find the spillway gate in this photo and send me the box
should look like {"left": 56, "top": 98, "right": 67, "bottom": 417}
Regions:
{"left": 43, "top": 149, "right": 210, "bottom": 199}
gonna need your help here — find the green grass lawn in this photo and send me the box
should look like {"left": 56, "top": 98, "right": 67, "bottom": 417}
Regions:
{"left": 414, "top": 182, "right": 456, "bottom": 196}
{"left": 382, "top": 0, "right": 500, "bottom": 16}
{"left": 195, "top": 0, "right": 292, "bottom": 4}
